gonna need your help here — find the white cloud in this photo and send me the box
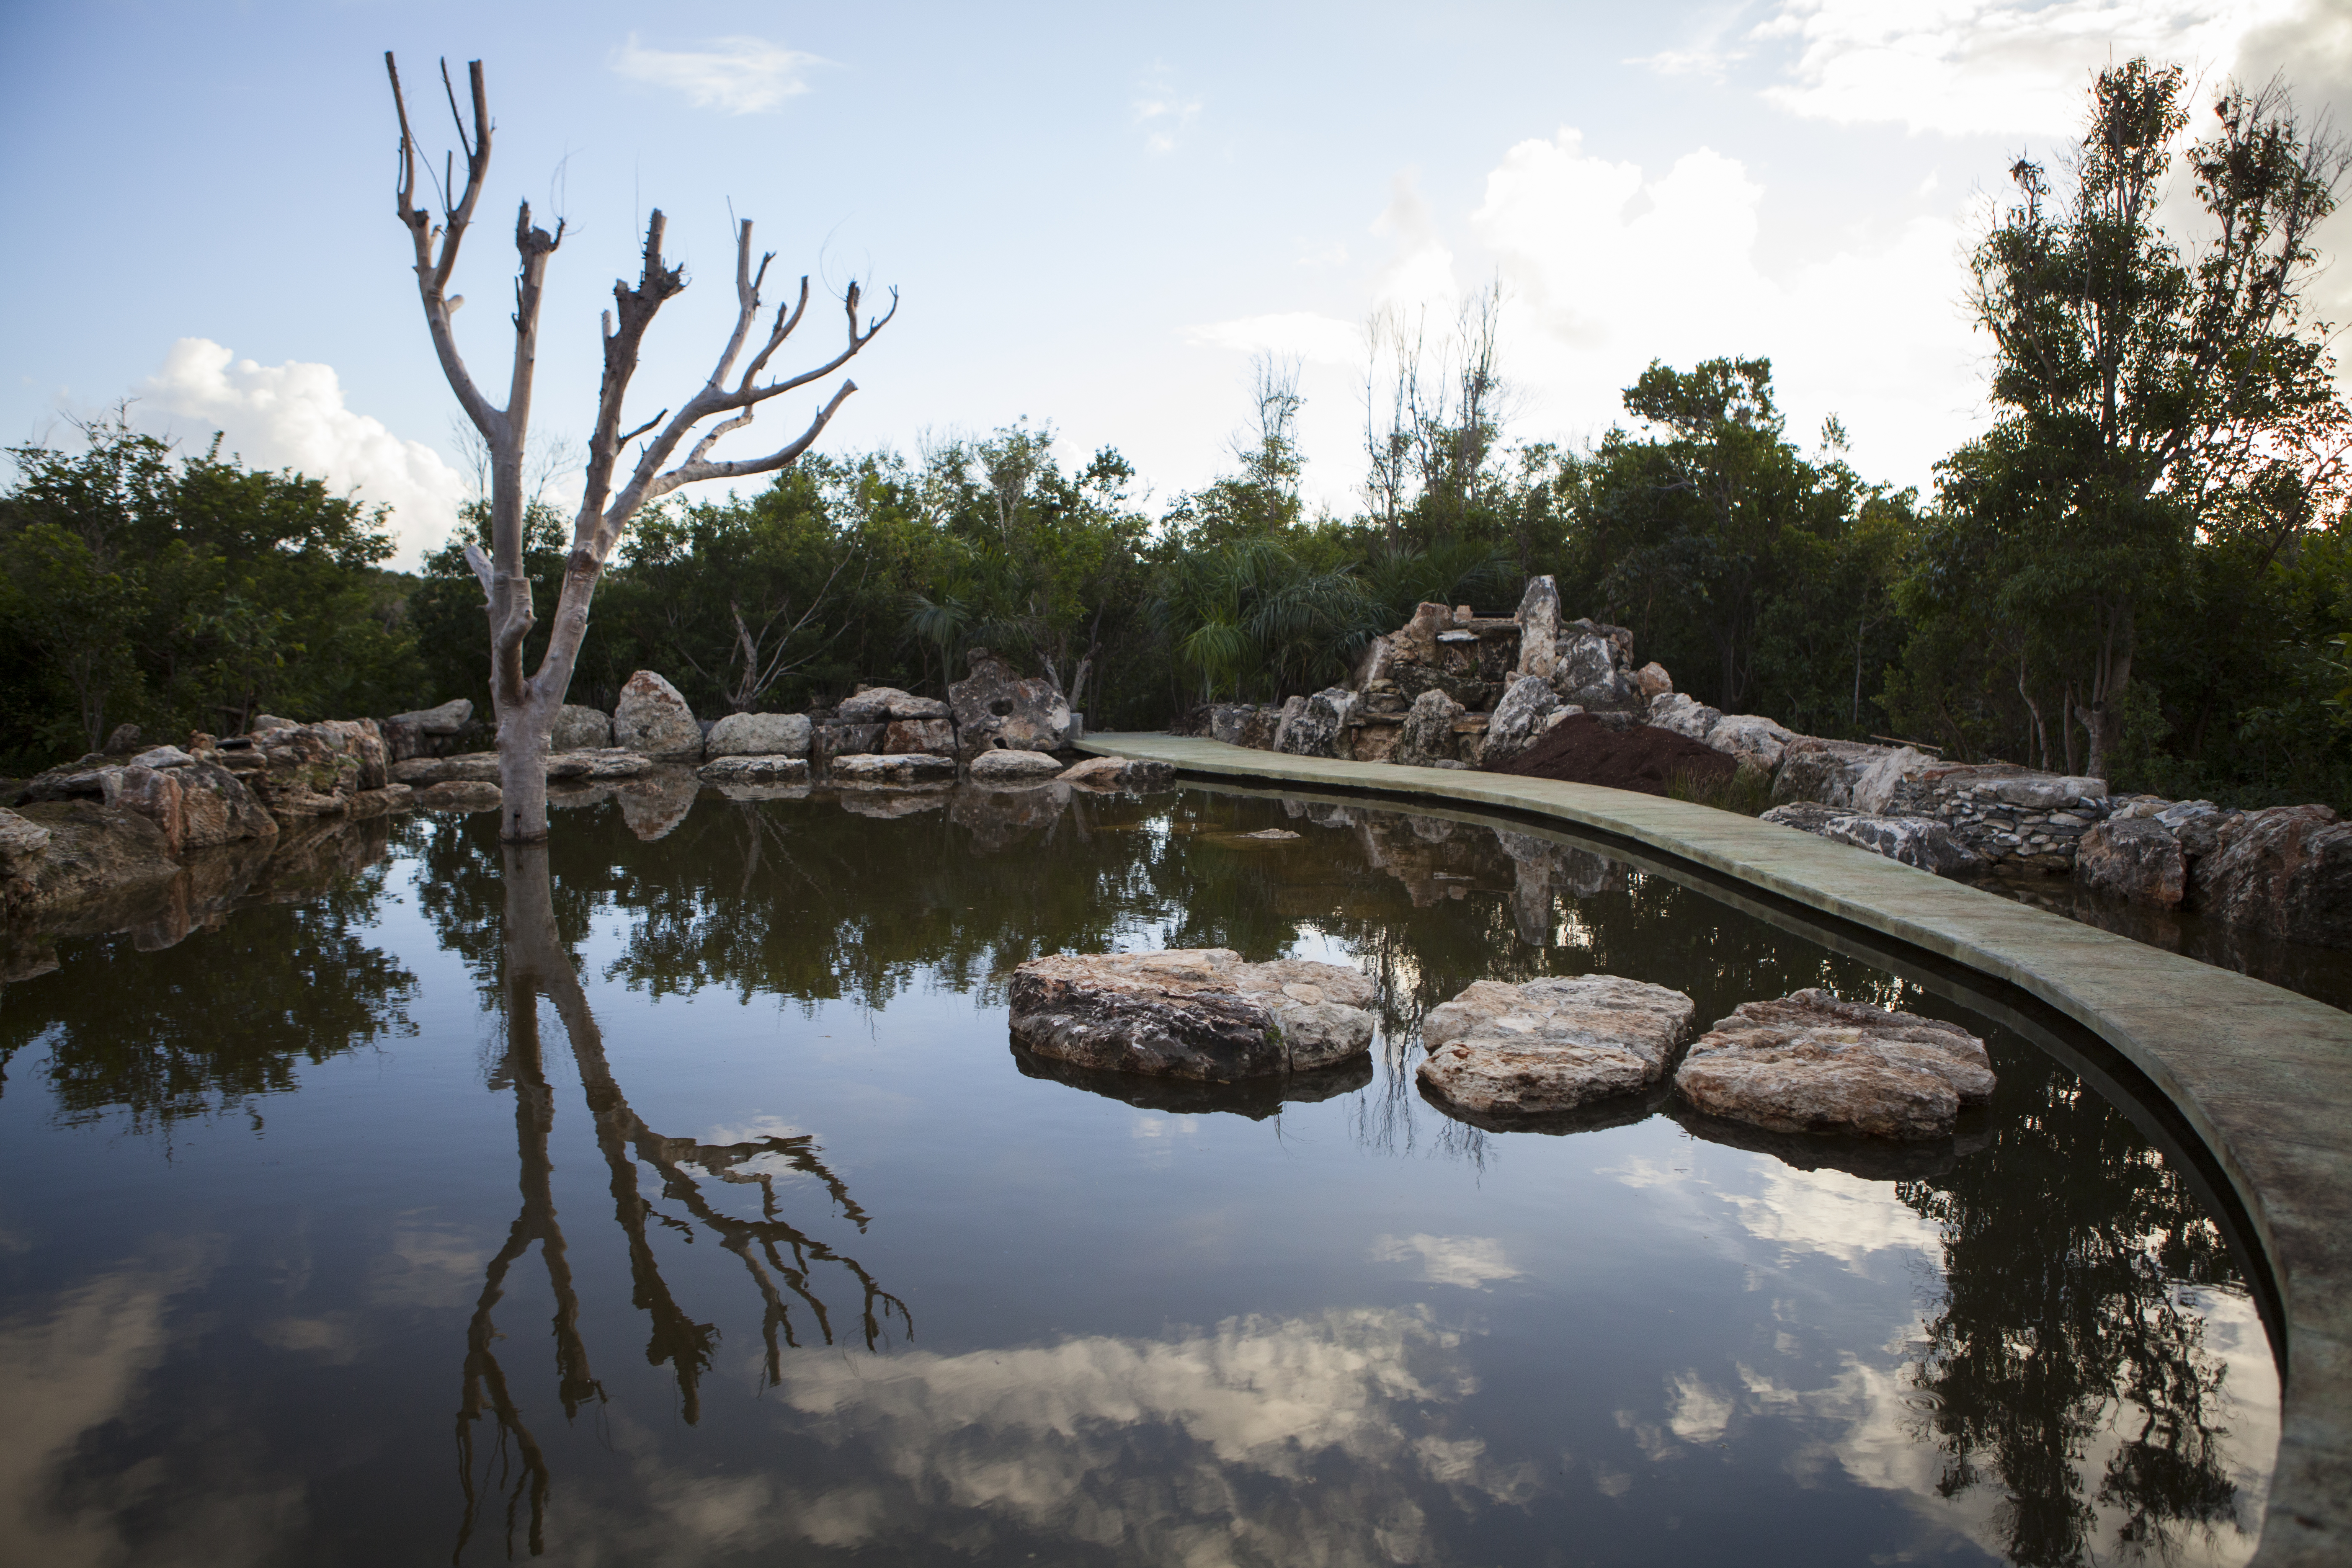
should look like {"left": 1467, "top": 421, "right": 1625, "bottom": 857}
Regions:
{"left": 1754, "top": 0, "right": 2306, "bottom": 136}
{"left": 1133, "top": 72, "right": 1202, "bottom": 155}
{"left": 136, "top": 338, "right": 468, "bottom": 570}
{"left": 611, "top": 34, "right": 825, "bottom": 116}
{"left": 1369, "top": 1232, "right": 1524, "bottom": 1288}
{"left": 1186, "top": 311, "right": 1362, "bottom": 366}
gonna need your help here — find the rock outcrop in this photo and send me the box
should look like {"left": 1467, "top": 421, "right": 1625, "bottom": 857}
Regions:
{"left": 612, "top": 671, "right": 703, "bottom": 760}
{"left": 1009, "top": 948, "right": 1377, "bottom": 1080}
{"left": 1416, "top": 975, "right": 1695, "bottom": 1118}
{"left": 2191, "top": 804, "right": 2352, "bottom": 948}
{"left": 948, "top": 650, "right": 1070, "bottom": 757}
{"left": 1759, "top": 803, "right": 1982, "bottom": 876}
{"left": 2073, "top": 816, "right": 2187, "bottom": 908}
{"left": 1674, "top": 989, "right": 1995, "bottom": 1141}
{"left": 704, "top": 711, "right": 812, "bottom": 758}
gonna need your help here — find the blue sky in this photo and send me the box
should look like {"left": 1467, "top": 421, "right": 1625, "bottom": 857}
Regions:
{"left": 4, "top": 0, "right": 2348, "bottom": 567}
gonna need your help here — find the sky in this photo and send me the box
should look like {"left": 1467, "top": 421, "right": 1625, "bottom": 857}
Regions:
{"left": 4, "top": 0, "right": 2350, "bottom": 570}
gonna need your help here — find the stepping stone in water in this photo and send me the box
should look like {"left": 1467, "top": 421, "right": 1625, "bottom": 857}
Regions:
{"left": 1673, "top": 988, "right": 1995, "bottom": 1141}
{"left": 1416, "top": 975, "right": 1696, "bottom": 1117}
{"left": 1010, "top": 948, "right": 1375, "bottom": 1081}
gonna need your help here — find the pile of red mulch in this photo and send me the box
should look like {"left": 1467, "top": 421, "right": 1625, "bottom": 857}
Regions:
{"left": 1483, "top": 712, "right": 1736, "bottom": 795}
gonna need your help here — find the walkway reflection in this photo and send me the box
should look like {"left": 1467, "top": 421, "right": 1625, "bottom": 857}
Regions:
{"left": 455, "top": 844, "right": 905, "bottom": 1561}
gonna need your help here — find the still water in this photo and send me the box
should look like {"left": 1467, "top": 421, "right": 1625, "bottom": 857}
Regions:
{"left": 0, "top": 781, "right": 2276, "bottom": 1567}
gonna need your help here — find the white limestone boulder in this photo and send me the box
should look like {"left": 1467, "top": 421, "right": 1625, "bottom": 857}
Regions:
{"left": 1010, "top": 948, "right": 1377, "bottom": 1080}
{"left": 1674, "top": 988, "right": 1995, "bottom": 1141}
{"left": 1416, "top": 975, "right": 1696, "bottom": 1117}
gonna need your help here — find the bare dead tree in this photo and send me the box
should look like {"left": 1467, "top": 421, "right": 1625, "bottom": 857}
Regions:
{"left": 386, "top": 55, "right": 895, "bottom": 842}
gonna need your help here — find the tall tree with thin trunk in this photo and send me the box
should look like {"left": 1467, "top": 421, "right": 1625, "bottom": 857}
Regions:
{"left": 385, "top": 55, "right": 894, "bottom": 841}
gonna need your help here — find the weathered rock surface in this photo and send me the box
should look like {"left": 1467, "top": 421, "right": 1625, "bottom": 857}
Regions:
{"left": 1395, "top": 688, "right": 1465, "bottom": 767}
{"left": 1009, "top": 949, "right": 1377, "bottom": 1081}
{"left": 1634, "top": 662, "right": 1673, "bottom": 701}
{"left": 1549, "top": 620, "right": 1645, "bottom": 713}
{"left": 836, "top": 686, "right": 951, "bottom": 724}
{"left": 1057, "top": 756, "right": 1176, "bottom": 791}
{"left": 696, "top": 755, "right": 810, "bottom": 785}
{"left": 1760, "top": 803, "right": 1983, "bottom": 877}
{"left": 4, "top": 800, "right": 183, "bottom": 912}
{"left": 1770, "top": 738, "right": 1891, "bottom": 809}
{"left": 830, "top": 752, "right": 958, "bottom": 786}
{"left": 2074, "top": 816, "right": 2187, "bottom": 909}
{"left": 969, "top": 748, "right": 1065, "bottom": 783}
{"left": 1647, "top": 693, "right": 1723, "bottom": 744}
{"left": 392, "top": 749, "right": 650, "bottom": 785}
{"left": 612, "top": 671, "right": 703, "bottom": 760}
{"left": 1481, "top": 675, "right": 1569, "bottom": 767}
{"left": 704, "top": 711, "right": 812, "bottom": 758}
{"left": 1702, "top": 713, "right": 1795, "bottom": 773}
{"left": 1415, "top": 975, "right": 1696, "bottom": 1117}
{"left": 387, "top": 698, "right": 474, "bottom": 735}
{"left": 550, "top": 704, "right": 614, "bottom": 752}
{"left": 1674, "top": 989, "right": 1994, "bottom": 1141}
{"left": 2191, "top": 804, "right": 2352, "bottom": 948}
{"left": 1276, "top": 686, "right": 1359, "bottom": 758}
{"left": 102, "top": 723, "right": 143, "bottom": 755}
{"left": 882, "top": 717, "right": 959, "bottom": 756}
{"left": 413, "top": 781, "right": 502, "bottom": 812}
{"left": 1514, "top": 577, "right": 1562, "bottom": 680}
{"left": 949, "top": 650, "right": 1070, "bottom": 756}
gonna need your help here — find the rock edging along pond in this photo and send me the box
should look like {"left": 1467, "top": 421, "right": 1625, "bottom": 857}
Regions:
{"left": 1076, "top": 730, "right": 2352, "bottom": 1568}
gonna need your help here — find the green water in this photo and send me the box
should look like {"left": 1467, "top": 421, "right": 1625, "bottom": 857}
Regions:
{"left": 0, "top": 781, "right": 2277, "bottom": 1566}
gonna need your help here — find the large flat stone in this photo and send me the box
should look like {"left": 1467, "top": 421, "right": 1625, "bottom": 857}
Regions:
{"left": 1416, "top": 975, "right": 1695, "bottom": 1117}
{"left": 1009, "top": 948, "right": 1375, "bottom": 1081}
{"left": 1675, "top": 989, "right": 1994, "bottom": 1141}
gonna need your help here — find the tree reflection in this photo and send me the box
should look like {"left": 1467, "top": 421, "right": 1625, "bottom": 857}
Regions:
{"left": 1899, "top": 1053, "right": 2252, "bottom": 1566}
{"left": 454, "top": 843, "right": 905, "bottom": 1562}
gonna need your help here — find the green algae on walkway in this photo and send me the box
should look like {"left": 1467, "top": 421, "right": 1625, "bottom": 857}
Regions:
{"left": 1078, "top": 731, "right": 2352, "bottom": 1568}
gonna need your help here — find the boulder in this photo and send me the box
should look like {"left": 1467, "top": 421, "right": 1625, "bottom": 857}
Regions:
{"left": 387, "top": 698, "right": 474, "bottom": 735}
{"left": 1769, "top": 738, "right": 1890, "bottom": 809}
{"left": 1269, "top": 694, "right": 1308, "bottom": 752}
{"left": 1702, "top": 714, "right": 1795, "bottom": 773}
{"left": 1009, "top": 949, "right": 1377, "bottom": 1081}
{"left": 1057, "top": 756, "right": 1177, "bottom": 792}
{"left": 413, "top": 781, "right": 502, "bottom": 812}
{"left": 1674, "top": 988, "right": 1996, "bottom": 1141}
{"left": 0, "top": 806, "right": 55, "bottom": 893}
{"left": 2192, "top": 804, "right": 2352, "bottom": 949}
{"left": 830, "top": 753, "right": 958, "bottom": 786}
{"left": 550, "top": 704, "right": 613, "bottom": 752}
{"left": 948, "top": 649, "right": 1070, "bottom": 756}
{"left": 2156, "top": 799, "right": 2231, "bottom": 864}
{"left": 4, "top": 799, "right": 182, "bottom": 913}
{"left": 1415, "top": 975, "right": 1696, "bottom": 1118}
{"left": 1646, "top": 692, "right": 1722, "bottom": 743}
{"left": 1760, "top": 803, "right": 1982, "bottom": 876}
{"left": 128, "top": 745, "right": 193, "bottom": 770}
{"left": 612, "top": 671, "right": 703, "bottom": 761}
{"left": 1985, "top": 774, "right": 2106, "bottom": 810}
{"left": 1634, "top": 662, "right": 1673, "bottom": 701}
{"left": 704, "top": 711, "right": 812, "bottom": 758}
{"left": 1551, "top": 620, "right": 1644, "bottom": 712}
{"left": 1514, "top": 576, "right": 1562, "bottom": 680}
{"left": 251, "top": 714, "right": 299, "bottom": 733}
{"left": 2074, "top": 816, "right": 2187, "bottom": 909}
{"left": 102, "top": 722, "right": 143, "bottom": 755}
{"left": 882, "top": 717, "right": 959, "bottom": 757}
{"left": 836, "top": 686, "right": 951, "bottom": 723}
{"left": 697, "top": 755, "right": 810, "bottom": 786}
{"left": 1395, "top": 689, "right": 1464, "bottom": 767}
{"left": 970, "top": 748, "right": 1065, "bottom": 783}
{"left": 812, "top": 720, "right": 888, "bottom": 761}
{"left": 1849, "top": 747, "right": 1936, "bottom": 816}
{"left": 1275, "top": 686, "right": 1359, "bottom": 758}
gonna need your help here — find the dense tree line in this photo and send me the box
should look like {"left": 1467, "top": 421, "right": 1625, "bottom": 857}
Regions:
{"left": 4, "top": 61, "right": 2347, "bottom": 807}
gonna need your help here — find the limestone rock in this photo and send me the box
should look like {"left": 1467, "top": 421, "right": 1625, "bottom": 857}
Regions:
{"left": 1647, "top": 692, "right": 1723, "bottom": 743}
{"left": 1552, "top": 621, "right": 1644, "bottom": 713}
{"left": 1849, "top": 747, "right": 1936, "bottom": 816}
{"left": 102, "top": 722, "right": 143, "bottom": 755}
{"left": 1674, "top": 988, "right": 1995, "bottom": 1141}
{"left": 2074, "top": 816, "right": 2187, "bottom": 909}
{"left": 252, "top": 714, "right": 299, "bottom": 733}
{"left": 387, "top": 698, "right": 474, "bottom": 735}
{"left": 1514, "top": 576, "right": 1562, "bottom": 679}
{"left": 1415, "top": 975, "right": 1696, "bottom": 1118}
{"left": 1395, "top": 688, "right": 1465, "bottom": 767}
{"left": 704, "top": 711, "right": 812, "bottom": 758}
{"left": 1057, "top": 756, "right": 1177, "bottom": 792}
{"left": 128, "top": 745, "right": 193, "bottom": 770}
{"left": 413, "top": 781, "right": 502, "bottom": 812}
{"left": 612, "top": 671, "right": 703, "bottom": 760}
{"left": 830, "top": 753, "right": 958, "bottom": 786}
{"left": 1269, "top": 695, "right": 1308, "bottom": 752}
{"left": 1009, "top": 948, "right": 1377, "bottom": 1081}
{"left": 1276, "top": 686, "right": 1359, "bottom": 758}
{"left": 4, "top": 799, "right": 181, "bottom": 913}
{"left": 2192, "top": 804, "right": 2352, "bottom": 949}
{"left": 1702, "top": 714, "right": 1795, "bottom": 773}
{"left": 948, "top": 649, "right": 1070, "bottom": 756}
{"left": 882, "top": 717, "right": 958, "bottom": 757}
{"left": 1760, "top": 803, "right": 1982, "bottom": 877}
{"left": 550, "top": 704, "right": 613, "bottom": 752}
{"left": 970, "top": 748, "right": 1065, "bottom": 783}
{"left": 1634, "top": 662, "right": 1673, "bottom": 701}
{"left": 836, "top": 686, "right": 951, "bottom": 723}
{"left": 0, "top": 806, "right": 54, "bottom": 892}
{"left": 1770, "top": 738, "right": 1890, "bottom": 809}
{"left": 697, "top": 755, "right": 810, "bottom": 785}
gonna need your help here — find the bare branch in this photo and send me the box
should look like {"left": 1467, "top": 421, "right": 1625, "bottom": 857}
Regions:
{"left": 462, "top": 542, "right": 496, "bottom": 605}
{"left": 644, "top": 380, "right": 860, "bottom": 501}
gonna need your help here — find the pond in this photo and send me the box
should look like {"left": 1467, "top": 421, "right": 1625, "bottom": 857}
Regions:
{"left": 0, "top": 781, "right": 2278, "bottom": 1567}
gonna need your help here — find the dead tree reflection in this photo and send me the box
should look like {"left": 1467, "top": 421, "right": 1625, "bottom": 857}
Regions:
{"left": 454, "top": 843, "right": 905, "bottom": 1561}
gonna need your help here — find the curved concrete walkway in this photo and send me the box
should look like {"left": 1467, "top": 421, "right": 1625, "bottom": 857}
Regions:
{"left": 1078, "top": 732, "right": 2352, "bottom": 1566}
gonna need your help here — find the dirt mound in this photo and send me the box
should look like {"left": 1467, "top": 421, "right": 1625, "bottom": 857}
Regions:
{"left": 1484, "top": 713, "right": 1734, "bottom": 795}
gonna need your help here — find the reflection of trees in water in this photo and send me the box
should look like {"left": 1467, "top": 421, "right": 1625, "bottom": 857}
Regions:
{"left": 454, "top": 844, "right": 905, "bottom": 1563}
{"left": 0, "top": 844, "right": 415, "bottom": 1132}
{"left": 1899, "top": 1052, "right": 2251, "bottom": 1567}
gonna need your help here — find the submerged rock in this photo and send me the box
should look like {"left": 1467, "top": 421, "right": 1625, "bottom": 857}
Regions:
{"left": 832, "top": 753, "right": 958, "bottom": 786}
{"left": 1009, "top": 948, "right": 1376, "bottom": 1081}
{"left": 413, "top": 781, "right": 502, "bottom": 813}
{"left": 1673, "top": 988, "right": 1994, "bottom": 1141}
{"left": 613, "top": 671, "right": 703, "bottom": 761}
{"left": 1415, "top": 975, "right": 1695, "bottom": 1118}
